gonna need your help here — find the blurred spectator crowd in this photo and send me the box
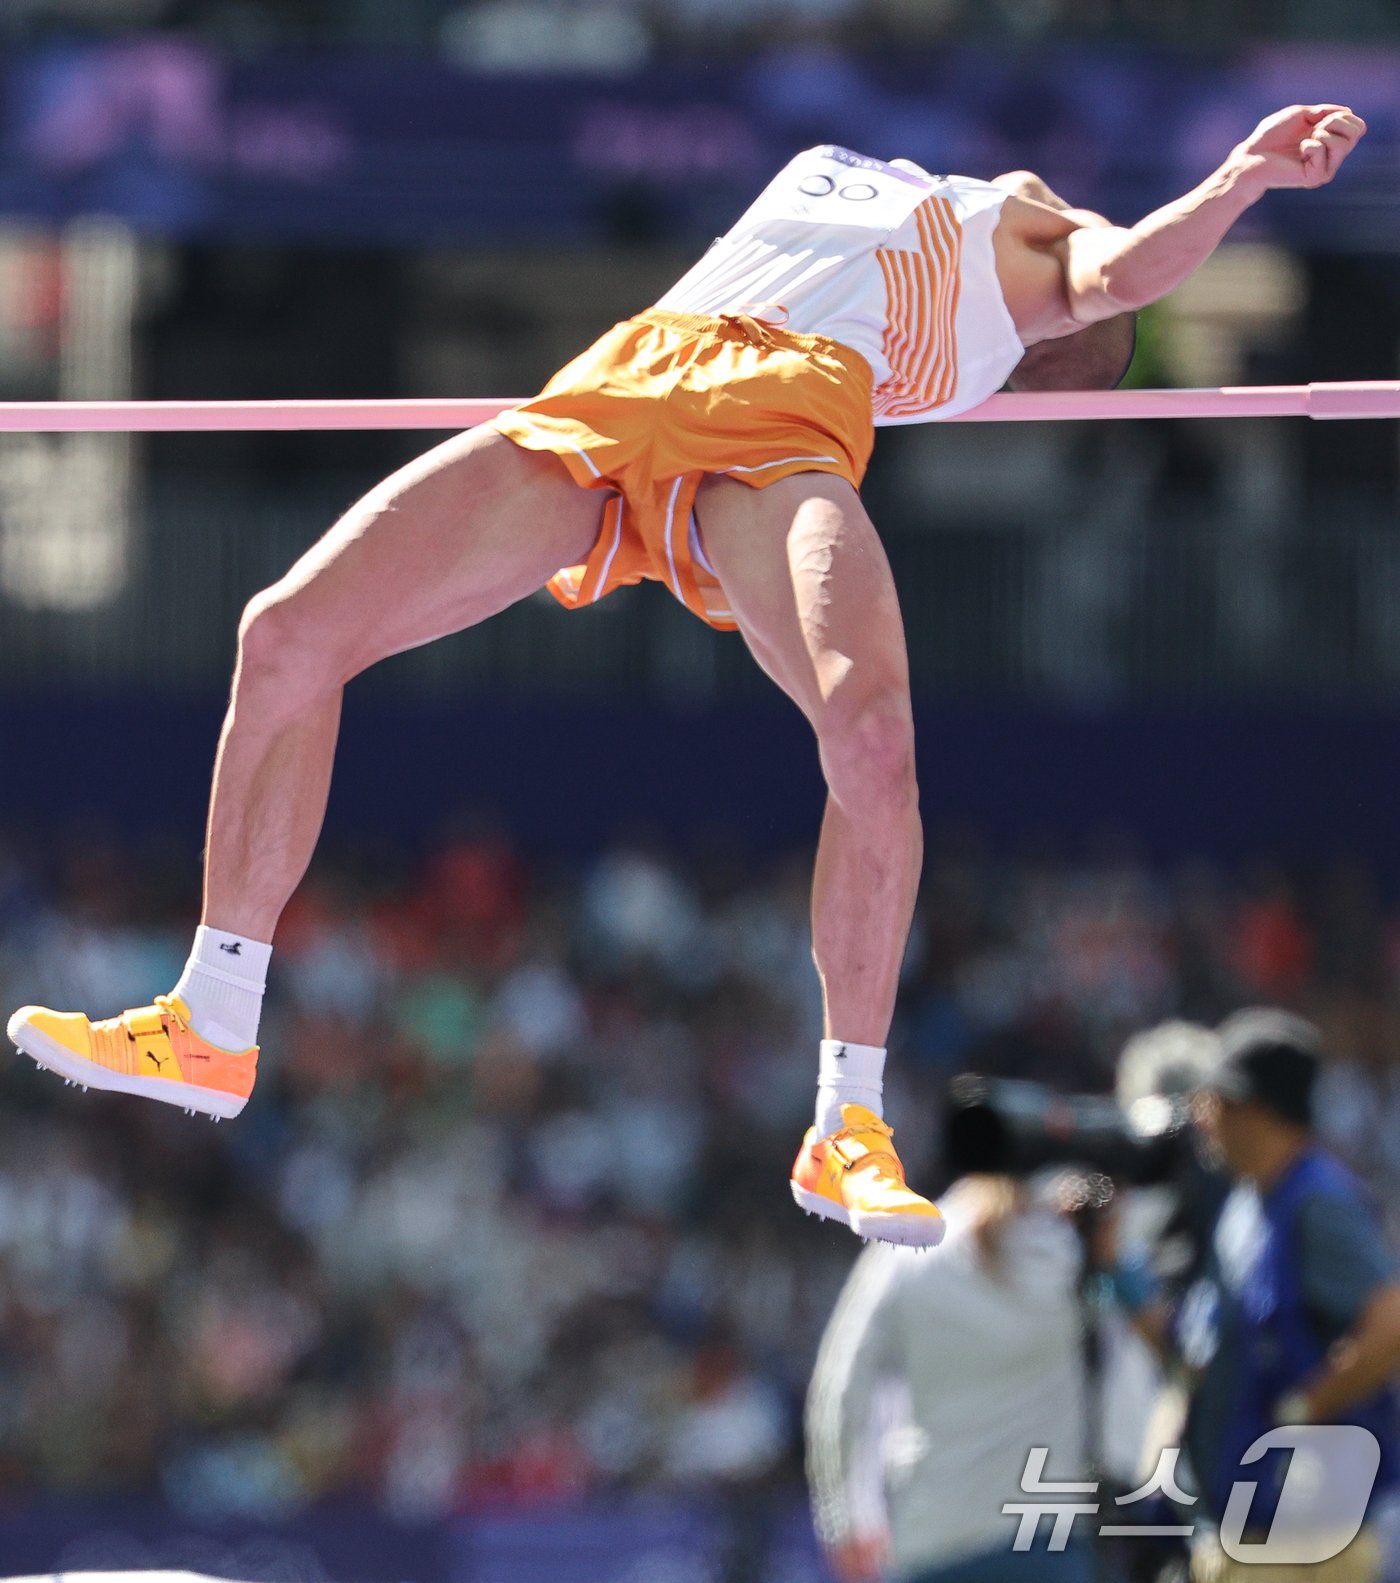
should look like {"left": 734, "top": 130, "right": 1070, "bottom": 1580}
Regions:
{"left": 0, "top": 819, "right": 1396, "bottom": 1522}
{"left": 2, "top": 0, "right": 1398, "bottom": 64}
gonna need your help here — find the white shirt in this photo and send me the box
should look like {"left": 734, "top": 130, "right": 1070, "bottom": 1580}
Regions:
{"left": 806, "top": 1186, "right": 1087, "bottom": 1574}
{"left": 655, "top": 145, "right": 1027, "bottom": 424}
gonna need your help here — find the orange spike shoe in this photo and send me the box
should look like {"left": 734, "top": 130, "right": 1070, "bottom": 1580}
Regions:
{"left": 7, "top": 994, "right": 256, "bottom": 1120}
{"left": 791, "top": 1103, "right": 945, "bottom": 1248}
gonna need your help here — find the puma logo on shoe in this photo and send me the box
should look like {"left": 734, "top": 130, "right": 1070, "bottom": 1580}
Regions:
{"left": 11, "top": 999, "right": 255, "bottom": 1120}
{"left": 218, "top": 942, "right": 243, "bottom": 955}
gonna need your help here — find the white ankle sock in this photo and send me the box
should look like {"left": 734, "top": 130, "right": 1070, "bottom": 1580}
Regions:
{"left": 171, "top": 925, "right": 272, "bottom": 1051}
{"left": 815, "top": 1039, "right": 885, "bottom": 1138}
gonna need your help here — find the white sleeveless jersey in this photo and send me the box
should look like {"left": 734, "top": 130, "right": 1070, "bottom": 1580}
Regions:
{"left": 655, "top": 146, "right": 1026, "bottom": 425}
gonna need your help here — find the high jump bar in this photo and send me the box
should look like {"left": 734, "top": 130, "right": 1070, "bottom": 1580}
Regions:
{"left": 0, "top": 381, "right": 1396, "bottom": 431}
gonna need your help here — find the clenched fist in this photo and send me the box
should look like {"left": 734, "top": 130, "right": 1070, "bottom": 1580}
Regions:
{"left": 1235, "top": 104, "right": 1367, "bottom": 191}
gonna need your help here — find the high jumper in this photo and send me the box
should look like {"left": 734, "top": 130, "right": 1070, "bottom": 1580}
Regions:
{"left": 8, "top": 103, "right": 1365, "bottom": 1248}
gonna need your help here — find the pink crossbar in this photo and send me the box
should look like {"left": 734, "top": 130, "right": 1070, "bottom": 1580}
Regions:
{"left": 0, "top": 383, "right": 1395, "bottom": 431}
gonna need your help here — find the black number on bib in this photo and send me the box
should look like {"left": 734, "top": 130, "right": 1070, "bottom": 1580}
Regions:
{"left": 797, "top": 174, "right": 882, "bottom": 202}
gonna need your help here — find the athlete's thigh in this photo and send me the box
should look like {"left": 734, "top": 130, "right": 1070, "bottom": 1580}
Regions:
{"left": 258, "top": 426, "right": 605, "bottom": 669}
{"left": 693, "top": 471, "right": 911, "bottom": 723}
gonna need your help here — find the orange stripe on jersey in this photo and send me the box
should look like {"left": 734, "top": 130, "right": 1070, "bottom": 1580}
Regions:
{"left": 919, "top": 199, "right": 960, "bottom": 405}
{"left": 889, "top": 196, "right": 960, "bottom": 415}
{"left": 903, "top": 205, "right": 944, "bottom": 401}
{"left": 873, "top": 195, "right": 964, "bottom": 419}
{"left": 878, "top": 249, "right": 927, "bottom": 419}
{"left": 933, "top": 200, "right": 964, "bottom": 403}
{"left": 875, "top": 252, "right": 913, "bottom": 411}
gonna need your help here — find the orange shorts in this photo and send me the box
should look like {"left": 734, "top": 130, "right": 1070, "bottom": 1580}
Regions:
{"left": 489, "top": 308, "right": 875, "bottom": 631}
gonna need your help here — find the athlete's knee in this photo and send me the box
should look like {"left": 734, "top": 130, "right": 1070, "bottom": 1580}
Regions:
{"left": 234, "top": 589, "right": 340, "bottom": 718}
{"left": 817, "top": 688, "right": 918, "bottom": 814}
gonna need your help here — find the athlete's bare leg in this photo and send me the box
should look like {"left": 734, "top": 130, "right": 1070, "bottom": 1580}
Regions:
{"left": 694, "top": 473, "right": 920, "bottom": 1047}
{"left": 204, "top": 428, "right": 605, "bottom": 941}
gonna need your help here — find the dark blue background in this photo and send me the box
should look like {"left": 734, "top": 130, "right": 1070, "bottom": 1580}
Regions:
{"left": 1, "top": 690, "right": 1394, "bottom": 871}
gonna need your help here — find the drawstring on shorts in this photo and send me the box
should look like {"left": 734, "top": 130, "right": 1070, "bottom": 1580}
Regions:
{"left": 718, "top": 305, "right": 791, "bottom": 347}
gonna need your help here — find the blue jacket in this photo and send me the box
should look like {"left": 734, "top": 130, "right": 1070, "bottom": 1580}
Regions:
{"left": 1180, "top": 1147, "right": 1399, "bottom": 1529}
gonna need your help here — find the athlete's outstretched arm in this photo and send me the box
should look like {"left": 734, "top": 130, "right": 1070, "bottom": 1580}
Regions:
{"left": 1062, "top": 104, "right": 1366, "bottom": 324}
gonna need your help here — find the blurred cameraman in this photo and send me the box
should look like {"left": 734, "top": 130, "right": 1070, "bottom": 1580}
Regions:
{"left": 1108, "top": 1010, "right": 1400, "bottom": 1583}
{"left": 806, "top": 1174, "right": 1090, "bottom": 1583}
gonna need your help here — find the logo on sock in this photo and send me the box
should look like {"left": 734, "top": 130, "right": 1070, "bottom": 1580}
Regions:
{"left": 834, "top": 1044, "right": 846, "bottom": 1058}
{"left": 218, "top": 941, "right": 243, "bottom": 955}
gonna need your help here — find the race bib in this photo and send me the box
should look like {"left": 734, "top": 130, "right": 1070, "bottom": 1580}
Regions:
{"left": 732, "top": 145, "right": 935, "bottom": 238}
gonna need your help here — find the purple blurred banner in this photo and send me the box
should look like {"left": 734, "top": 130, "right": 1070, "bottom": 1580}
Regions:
{"left": 0, "top": 1497, "right": 826, "bottom": 1582}
{"left": 465, "top": 1499, "right": 827, "bottom": 1583}
{"left": 0, "top": 1498, "right": 452, "bottom": 1580}
{"left": 0, "top": 41, "right": 1396, "bottom": 248}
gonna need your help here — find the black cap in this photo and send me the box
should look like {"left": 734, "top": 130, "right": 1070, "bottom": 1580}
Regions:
{"left": 1203, "top": 1008, "right": 1320, "bottom": 1128}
